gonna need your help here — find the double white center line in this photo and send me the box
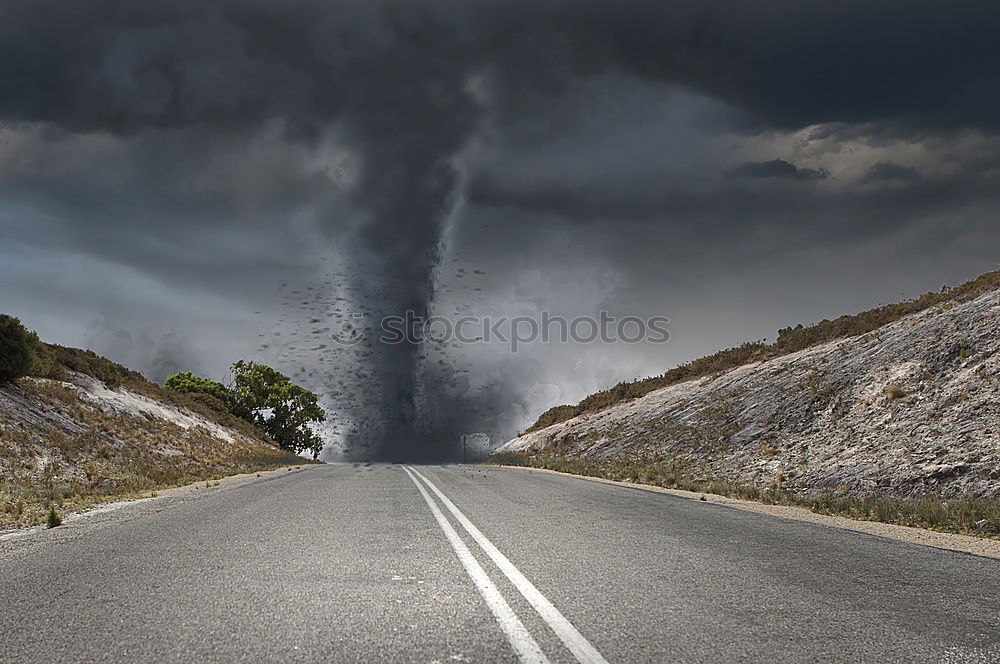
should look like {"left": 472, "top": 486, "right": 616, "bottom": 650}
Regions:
{"left": 402, "top": 465, "right": 609, "bottom": 664}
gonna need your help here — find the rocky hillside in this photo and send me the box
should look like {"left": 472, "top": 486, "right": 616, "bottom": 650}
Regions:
{"left": 1, "top": 366, "right": 303, "bottom": 529}
{"left": 500, "top": 287, "right": 1000, "bottom": 498}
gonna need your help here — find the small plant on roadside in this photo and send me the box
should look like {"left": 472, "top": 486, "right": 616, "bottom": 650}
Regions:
{"left": 45, "top": 504, "right": 62, "bottom": 528}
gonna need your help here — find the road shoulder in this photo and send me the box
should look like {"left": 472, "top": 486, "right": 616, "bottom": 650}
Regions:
{"left": 492, "top": 464, "right": 1000, "bottom": 560}
{"left": 0, "top": 464, "right": 315, "bottom": 542}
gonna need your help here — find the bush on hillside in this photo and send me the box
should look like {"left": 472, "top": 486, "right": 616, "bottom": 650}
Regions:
{"left": 47, "top": 345, "right": 134, "bottom": 387}
{"left": 527, "top": 404, "right": 578, "bottom": 431}
{"left": 0, "top": 315, "right": 54, "bottom": 383}
{"left": 164, "top": 371, "right": 231, "bottom": 405}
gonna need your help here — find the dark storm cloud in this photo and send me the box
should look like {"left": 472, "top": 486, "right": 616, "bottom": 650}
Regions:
{"left": 486, "top": 1, "right": 1000, "bottom": 133}
{"left": 726, "top": 159, "right": 828, "bottom": 182}
{"left": 4, "top": 1, "right": 1000, "bottom": 135}
{"left": 3, "top": 0, "right": 1000, "bottom": 459}
{"left": 860, "top": 161, "right": 923, "bottom": 185}
{"left": 0, "top": 129, "right": 325, "bottom": 307}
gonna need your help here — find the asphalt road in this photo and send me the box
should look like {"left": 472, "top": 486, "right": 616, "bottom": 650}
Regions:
{"left": 1, "top": 464, "right": 998, "bottom": 663}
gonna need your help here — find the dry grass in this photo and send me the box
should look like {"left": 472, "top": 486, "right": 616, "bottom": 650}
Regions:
{"left": 0, "top": 377, "right": 312, "bottom": 529}
{"left": 26, "top": 345, "right": 265, "bottom": 444}
{"left": 526, "top": 268, "right": 1000, "bottom": 433}
{"left": 486, "top": 453, "right": 1000, "bottom": 539}
{"left": 886, "top": 384, "right": 909, "bottom": 399}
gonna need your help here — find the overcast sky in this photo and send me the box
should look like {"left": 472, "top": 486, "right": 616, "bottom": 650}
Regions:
{"left": 2, "top": 1, "right": 999, "bottom": 459}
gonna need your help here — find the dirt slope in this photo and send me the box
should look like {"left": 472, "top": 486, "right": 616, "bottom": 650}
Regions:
{"left": 500, "top": 288, "right": 1000, "bottom": 498}
{"left": 1, "top": 371, "right": 303, "bottom": 528}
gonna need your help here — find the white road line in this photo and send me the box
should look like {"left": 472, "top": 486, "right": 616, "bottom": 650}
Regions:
{"left": 407, "top": 466, "right": 610, "bottom": 664}
{"left": 401, "top": 466, "right": 550, "bottom": 664}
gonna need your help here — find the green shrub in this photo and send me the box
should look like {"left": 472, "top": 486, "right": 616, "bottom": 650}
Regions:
{"left": 164, "top": 371, "right": 231, "bottom": 404}
{"left": 45, "top": 505, "right": 62, "bottom": 528}
{"left": 49, "top": 344, "right": 137, "bottom": 387}
{"left": 0, "top": 314, "right": 54, "bottom": 383}
{"left": 47, "top": 344, "right": 133, "bottom": 387}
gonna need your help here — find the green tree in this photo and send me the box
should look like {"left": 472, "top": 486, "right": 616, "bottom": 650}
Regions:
{"left": 0, "top": 314, "right": 54, "bottom": 383}
{"left": 229, "top": 360, "right": 326, "bottom": 458}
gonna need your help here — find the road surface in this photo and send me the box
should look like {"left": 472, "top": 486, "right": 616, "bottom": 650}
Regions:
{"left": 1, "top": 464, "right": 997, "bottom": 663}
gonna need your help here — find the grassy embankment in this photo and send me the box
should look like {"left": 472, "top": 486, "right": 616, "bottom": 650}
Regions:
{"left": 507, "top": 270, "right": 1000, "bottom": 538}
{"left": 1, "top": 345, "right": 313, "bottom": 529}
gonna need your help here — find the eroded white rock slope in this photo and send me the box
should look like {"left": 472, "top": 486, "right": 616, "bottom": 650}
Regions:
{"left": 501, "top": 289, "right": 1000, "bottom": 497}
